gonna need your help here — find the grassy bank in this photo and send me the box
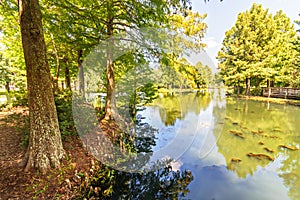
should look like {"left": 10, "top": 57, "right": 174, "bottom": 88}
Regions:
{"left": 232, "top": 95, "right": 300, "bottom": 106}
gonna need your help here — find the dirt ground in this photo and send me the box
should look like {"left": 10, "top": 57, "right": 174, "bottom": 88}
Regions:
{"left": 0, "top": 107, "right": 96, "bottom": 199}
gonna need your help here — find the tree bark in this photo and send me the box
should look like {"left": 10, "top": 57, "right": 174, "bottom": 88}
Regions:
{"left": 18, "top": 0, "right": 64, "bottom": 173}
{"left": 65, "top": 66, "right": 71, "bottom": 90}
{"left": 104, "top": 39, "right": 116, "bottom": 120}
{"left": 5, "top": 81, "right": 10, "bottom": 93}
{"left": 78, "top": 50, "right": 85, "bottom": 95}
{"left": 63, "top": 57, "right": 71, "bottom": 90}
{"left": 236, "top": 85, "right": 241, "bottom": 95}
{"left": 246, "top": 78, "right": 251, "bottom": 96}
{"left": 50, "top": 32, "right": 60, "bottom": 90}
{"left": 104, "top": 1, "right": 117, "bottom": 120}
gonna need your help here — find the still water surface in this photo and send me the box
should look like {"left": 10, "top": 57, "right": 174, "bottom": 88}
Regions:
{"left": 137, "top": 90, "right": 300, "bottom": 200}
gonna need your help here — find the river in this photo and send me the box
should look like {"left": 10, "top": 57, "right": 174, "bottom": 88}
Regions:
{"left": 135, "top": 90, "right": 300, "bottom": 200}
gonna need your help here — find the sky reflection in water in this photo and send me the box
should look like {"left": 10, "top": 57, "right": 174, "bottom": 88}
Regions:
{"left": 138, "top": 90, "right": 299, "bottom": 200}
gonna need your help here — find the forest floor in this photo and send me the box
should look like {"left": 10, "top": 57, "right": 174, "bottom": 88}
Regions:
{"left": 0, "top": 107, "right": 97, "bottom": 199}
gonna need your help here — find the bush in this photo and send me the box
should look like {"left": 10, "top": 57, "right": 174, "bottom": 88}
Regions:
{"left": 12, "top": 90, "right": 28, "bottom": 107}
{"left": 251, "top": 87, "right": 262, "bottom": 96}
{"left": 54, "top": 90, "right": 77, "bottom": 139}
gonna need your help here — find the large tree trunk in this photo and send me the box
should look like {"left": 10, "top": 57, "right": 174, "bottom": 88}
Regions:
{"left": 18, "top": 0, "right": 64, "bottom": 173}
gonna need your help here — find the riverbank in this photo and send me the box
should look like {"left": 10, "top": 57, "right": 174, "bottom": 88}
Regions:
{"left": 232, "top": 95, "right": 300, "bottom": 106}
{"left": 0, "top": 107, "right": 108, "bottom": 199}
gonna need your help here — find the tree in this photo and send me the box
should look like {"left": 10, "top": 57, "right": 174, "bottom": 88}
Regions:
{"left": 18, "top": 0, "right": 64, "bottom": 173}
{"left": 218, "top": 4, "right": 297, "bottom": 95}
{"left": 156, "top": 10, "right": 208, "bottom": 90}
{"left": 267, "top": 10, "right": 297, "bottom": 88}
{"left": 218, "top": 4, "right": 272, "bottom": 96}
{"left": 0, "top": 54, "right": 12, "bottom": 93}
{"left": 291, "top": 17, "right": 300, "bottom": 88}
{"left": 293, "top": 36, "right": 300, "bottom": 87}
{"left": 99, "top": 0, "right": 193, "bottom": 121}
{"left": 43, "top": 0, "right": 190, "bottom": 121}
{"left": 0, "top": 2, "right": 27, "bottom": 93}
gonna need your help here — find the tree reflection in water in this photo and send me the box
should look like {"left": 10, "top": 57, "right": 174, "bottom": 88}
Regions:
{"left": 214, "top": 98, "right": 300, "bottom": 200}
{"left": 81, "top": 120, "right": 194, "bottom": 199}
{"left": 155, "top": 91, "right": 211, "bottom": 126}
{"left": 111, "top": 164, "right": 193, "bottom": 200}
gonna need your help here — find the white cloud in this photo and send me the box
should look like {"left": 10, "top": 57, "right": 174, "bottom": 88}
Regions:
{"left": 203, "top": 37, "right": 220, "bottom": 49}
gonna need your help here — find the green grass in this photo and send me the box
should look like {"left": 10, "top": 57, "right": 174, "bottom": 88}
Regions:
{"left": 236, "top": 95, "right": 300, "bottom": 106}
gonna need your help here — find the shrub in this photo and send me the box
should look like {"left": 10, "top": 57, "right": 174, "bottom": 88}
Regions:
{"left": 251, "top": 87, "right": 262, "bottom": 96}
{"left": 54, "top": 90, "right": 77, "bottom": 139}
{"left": 12, "top": 90, "right": 28, "bottom": 107}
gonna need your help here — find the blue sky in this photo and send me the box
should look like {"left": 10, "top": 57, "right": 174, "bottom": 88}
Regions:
{"left": 191, "top": 0, "right": 300, "bottom": 68}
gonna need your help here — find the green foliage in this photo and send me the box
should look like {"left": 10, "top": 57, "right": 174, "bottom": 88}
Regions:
{"left": 0, "top": 89, "right": 29, "bottom": 109}
{"left": 54, "top": 90, "right": 77, "bottom": 139}
{"left": 158, "top": 57, "right": 213, "bottom": 90}
{"left": 19, "top": 121, "right": 30, "bottom": 148}
{"left": 80, "top": 162, "right": 193, "bottom": 199}
{"left": 251, "top": 87, "right": 262, "bottom": 96}
{"left": 218, "top": 3, "right": 298, "bottom": 93}
{"left": 138, "top": 83, "right": 158, "bottom": 105}
{"left": 0, "top": 2, "right": 27, "bottom": 91}
{"left": 78, "top": 164, "right": 116, "bottom": 198}
{"left": 153, "top": 91, "right": 211, "bottom": 126}
{"left": 93, "top": 96, "right": 106, "bottom": 118}
{"left": 12, "top": 90, "right": 28, "bottom": 107}
{"left": 292, "top": 26, "right": 300, "bottom": 87}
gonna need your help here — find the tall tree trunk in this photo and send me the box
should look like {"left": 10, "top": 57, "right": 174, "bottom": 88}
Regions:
{"left": 5, "top": 81, "right": 12, "bottom": 105}
{"left": 104, "top": 38, "right": 116, "bottom": 120}
{"left": 50, "top": 32, "right": 60, "bottom": 90}
{"left": 104, "top": 1, "right": 116, "bottom": 120}
{"left": 236, "top": 85, "right": 241, "bottom": 95}
{"left": 246, "top": 78, "right": 251, "bottom": 96}
{"left": 18, "top": 0, "right": 64, "bottom": 173}
{"left": 5, "top": 81, "right": 10, "bottom": 93}
{"left": 65, "top": 66, "right": 71, "bottom": 90}
{"left": 64, "top": 57, "right": 71, "bottom": 90}
{"left": 78, "top": 50, "right": 85, "bottom": 96}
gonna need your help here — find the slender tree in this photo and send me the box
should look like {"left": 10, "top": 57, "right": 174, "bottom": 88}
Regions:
{"left": 18, "top": 0, "right": 64, "bottom": 173}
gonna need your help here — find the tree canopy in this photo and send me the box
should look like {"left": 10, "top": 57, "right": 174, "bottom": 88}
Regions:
{"left": 217, "top": 3, "right": 299, "bottom": 95}
{"left": 0, "top": 0, "right": 212, "bottom": 174}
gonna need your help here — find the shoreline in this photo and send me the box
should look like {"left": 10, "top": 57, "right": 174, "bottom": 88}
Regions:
{"left": 230, "top": 95, "right": 300, "bottom": 106}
